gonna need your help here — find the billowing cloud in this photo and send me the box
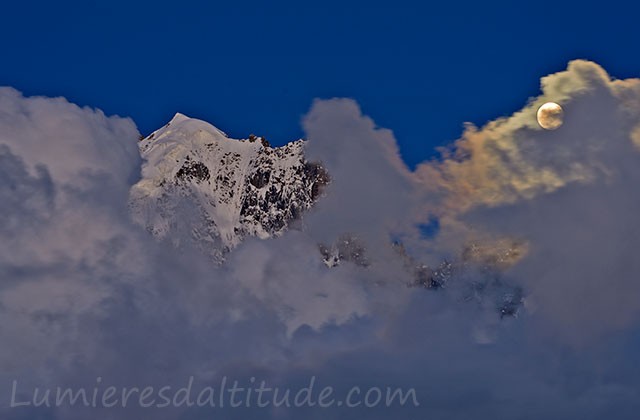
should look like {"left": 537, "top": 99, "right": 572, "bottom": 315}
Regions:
{"left": 0, "top": 89, "right": 143, "bottom": 379}
{"left": 0, "top": 87, "right": 140, "bottom": 189}
{"left": 417, "top": 60, "right": 640, "bottom": 342}
{"left": 417, "top": 60, "right": 640, "bottom": 212}
{"left": 303, "top": 98, "right": 417, "bottom": 249}
{"left": 2, "top": 60, "right": 640, "bottom": 420}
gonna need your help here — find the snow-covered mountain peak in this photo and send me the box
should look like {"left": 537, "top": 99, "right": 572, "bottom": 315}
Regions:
{"left": 129, "top": 114, "right": 329, "bottom": 260}
{"left": 141, "top": 112, "right": 231, "bottom": 151}
{"left": 170, "top": 111, "right": 190, "bottom": 123}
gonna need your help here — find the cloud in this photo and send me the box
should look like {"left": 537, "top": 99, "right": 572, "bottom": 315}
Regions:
{"left": 416, "top": 60, "right": 640, "bottom": 211}
{"left": 0, "top": 89, "right": 419, "bottom": 419}
{"left": 416, "top": 60, "right": 640, "bottom": 342}
{"left": 302, "top": 99, "right": 416, "bottom": 241}
{"left": 3, "top": 61, "right": 640, "bottom": 420}
{"left": 0, "top": 87, "right": 140, "bottom": 189}
{"left": 0, "top": 89, "right": 144, "bottom": 379}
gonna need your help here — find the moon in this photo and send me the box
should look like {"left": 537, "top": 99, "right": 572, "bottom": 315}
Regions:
{"left": 536, "top": 102, "right": 564, "bottom": 130}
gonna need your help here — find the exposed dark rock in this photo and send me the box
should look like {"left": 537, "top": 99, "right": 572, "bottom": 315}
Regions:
{"left": 175, "top": 161, "right": 210, "bottom": 183}
{"left": 249, "top": 169, "right": 271, "bottom": 189}
{"left": 319, "top": 235, "right": 369, "bottom": 267}
{"left": 392, "top": 240, "right": 526, "bottom": 318}
{"left": 303, "top": 162, "right": 330, "bottom": 200}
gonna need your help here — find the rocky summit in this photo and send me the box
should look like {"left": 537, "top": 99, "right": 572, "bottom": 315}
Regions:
{"left": 129, "top": 113, "right": 329, "bottom": 261}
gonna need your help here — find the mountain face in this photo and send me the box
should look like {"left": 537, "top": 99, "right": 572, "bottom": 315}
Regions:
{"left": 129, "top": 113, "right": 525, "bottom": 317}
{"left": 129, "top": 113, "right": 329, "bottom": 260}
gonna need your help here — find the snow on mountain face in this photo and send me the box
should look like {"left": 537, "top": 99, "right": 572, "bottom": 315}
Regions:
{"left": 129, "top": 113, "right": 526, "bottom": 319}
{"left": 129, "top": 113, "right": 329, "bottom": 260}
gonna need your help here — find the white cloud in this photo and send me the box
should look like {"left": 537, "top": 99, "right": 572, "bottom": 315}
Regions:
{"left": 0, "top": 87, "right": 140, "bottom": 189}
{"left": 3, "top": 61, "right": 640, "bottom": 420}
{"left": 417, "top": 60, "right": 640, "bottom": 342}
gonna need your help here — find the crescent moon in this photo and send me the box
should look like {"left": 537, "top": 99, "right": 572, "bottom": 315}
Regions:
{"left": 537, "top": 102, "right": 564, "bottom": 130}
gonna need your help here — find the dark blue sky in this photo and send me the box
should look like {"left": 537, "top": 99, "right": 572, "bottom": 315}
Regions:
{"left": 2, "top": 0, "right": 638, "bottom": 168}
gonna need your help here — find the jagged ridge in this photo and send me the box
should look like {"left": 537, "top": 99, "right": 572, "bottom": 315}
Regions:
{"left": 129, "top": 113, "right": 329, "bottom": 260}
